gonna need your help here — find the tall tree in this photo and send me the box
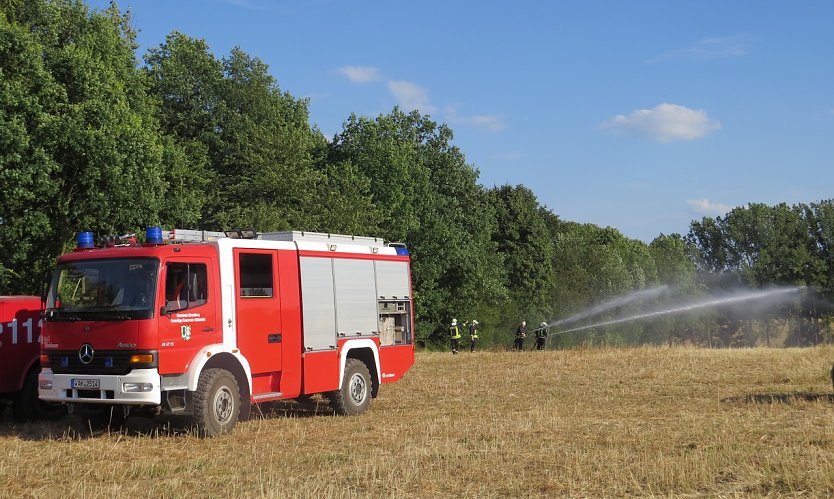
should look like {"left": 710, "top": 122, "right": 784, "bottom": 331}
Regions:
{"left": 146, "top": 34, "right": 377, "bottom": 235}
{"left": 143, "top": 31, "right": 220, "bottom": 228}
{"left": 649, "top": 233, "right": 697, "bottom": 291}
{"left": 0, "top": 0, "right": 166, "bottom": 293}
{"left": 489, "top": 185, "right": 555, "bottom": 326}
{"left": 146, "top": 34, "right": 331, "bottom": 232}
{"left": 331, "top": 109, "right": 506, "bottom": 344}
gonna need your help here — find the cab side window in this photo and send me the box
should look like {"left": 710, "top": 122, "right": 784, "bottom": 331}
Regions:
{"left": 165, "top": 263, "right": 208, "bottom": 311}
{"left": 239, "top": 253, "right": 273, "bottom": 298}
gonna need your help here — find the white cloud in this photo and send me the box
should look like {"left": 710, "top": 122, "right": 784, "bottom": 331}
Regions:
{"left": 601, "top": 103, "right": 721, "bottom": 143}
{"left": 464, "top": 114, "right": 506, "bottom": 132}
{"left": 687, "top": 198, "right": 733, "bottom": 216}
{"left": 388, "top": 80, "right": 436, "bottom": 113}
{"left": 445, "top": 105, "right": 506, "bottom": 132}
{"left": 648, "top": 34, "right": 753, "bottom": 63}
{"left": 336, "top": 65, "right": 381, "bottom": 83}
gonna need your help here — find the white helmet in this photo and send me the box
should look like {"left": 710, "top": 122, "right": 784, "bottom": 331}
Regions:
{"left": 451, "top": 318, "right": 457, "bottom": 325}
{"left": 540, "top": 322, "right": 547, "bottom": 327}
{"left": 522, "top": 321, "right": 526, "bottom": 326}
{"left": 472, "top": 320, "right": 478, "bottom": 325}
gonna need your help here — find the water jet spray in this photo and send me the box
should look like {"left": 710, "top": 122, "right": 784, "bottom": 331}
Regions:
{"left": 543, "top": 285, "right": 669, "bottom": 331}
{"left": 551, "top": 286, "right": 804, "bottom": 336}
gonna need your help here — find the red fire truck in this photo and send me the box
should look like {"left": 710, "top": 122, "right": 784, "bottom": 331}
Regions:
{"left": 39, "top": 227, "right": 415, "bottom": 435}
{"left": 0, "top": 296, "right": 65, "bottom": 420}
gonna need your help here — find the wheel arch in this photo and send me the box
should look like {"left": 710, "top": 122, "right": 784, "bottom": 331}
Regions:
{"left": 340, "top": 339, "right": 380, "bottom": 398}
{"left": 186, "top": 347, "right": 252, "bottom": 420}
{"left": 13, "top": 358, "right": 40, "bottom": 393}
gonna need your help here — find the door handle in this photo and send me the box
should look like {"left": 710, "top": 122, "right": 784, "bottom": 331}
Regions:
{"left": 202, "top": 326, "right": 215, "bottom": 332}
{"left": 268, "top": 333, "right": 282, "bottom": 343}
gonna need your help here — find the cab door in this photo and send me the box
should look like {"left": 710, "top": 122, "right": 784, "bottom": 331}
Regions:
{"left": 234, "top": 250, "right": 282, "bottom": 374}
{"left": 157, "top": 259, "right": 220, "bottom": 374}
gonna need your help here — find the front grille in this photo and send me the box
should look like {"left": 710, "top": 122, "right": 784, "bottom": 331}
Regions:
{"left": 46, "top": 350, "right": 158, "bottom": 375}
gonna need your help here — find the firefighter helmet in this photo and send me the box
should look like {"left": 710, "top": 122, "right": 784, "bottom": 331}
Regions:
{"left": 540, "top": 322, "right": 547, "bottom": 327}
{"left": 451, "top": 318, "right": 457, "bottom": 325}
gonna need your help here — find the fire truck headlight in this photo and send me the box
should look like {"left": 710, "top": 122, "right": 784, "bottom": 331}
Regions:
{"left": 122, "top": 383, "right": 153, "bottom": 393}
{"left": 39, "top": 380, "right": 53, "bottom": 390}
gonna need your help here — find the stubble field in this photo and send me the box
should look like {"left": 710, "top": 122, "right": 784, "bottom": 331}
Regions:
{"left": 2, "top": 345, "right": 834, "bottom": 497}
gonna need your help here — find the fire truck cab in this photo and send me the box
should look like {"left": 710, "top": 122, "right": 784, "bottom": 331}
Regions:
{"left": 38, "top": 228, "right": 415, "bottom": 435}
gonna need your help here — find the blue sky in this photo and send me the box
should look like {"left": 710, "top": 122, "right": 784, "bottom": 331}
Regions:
{"left": 89, "top": 0, "right": 834, "bottom": 242}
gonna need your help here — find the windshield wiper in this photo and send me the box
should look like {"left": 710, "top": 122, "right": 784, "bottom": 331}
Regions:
{"left": 50, "top": 310, "right": 82, "bottom": 321}
{"left": 85, "top": 309, "right": 134, "bottom": 321}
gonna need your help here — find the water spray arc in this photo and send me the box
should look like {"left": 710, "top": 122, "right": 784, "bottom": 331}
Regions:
{"left": 532, "top": 285, "right": 669, "bottom": 334}
{"left": 552, "top": 285, "right": 669, "bottom": 327}
{"left": 552, "top": 286, "right": 804, "bottom": 336}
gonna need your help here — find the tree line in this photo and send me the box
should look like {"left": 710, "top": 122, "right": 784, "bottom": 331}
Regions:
{"left": 1, "top": 1, "right": 832, "bottom": 348}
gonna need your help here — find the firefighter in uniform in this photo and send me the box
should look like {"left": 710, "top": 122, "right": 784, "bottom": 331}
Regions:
{"left": 449, "top": 318, "right": 461, "bottom": 354}
{"left": 534, "top": 321, "right": 548, "bottom": 351}
{"left": 468, "top": 320, "right": 479, "bottom": 353}
{"left": 514, "top": 321, "right": 527, "bottom": 351}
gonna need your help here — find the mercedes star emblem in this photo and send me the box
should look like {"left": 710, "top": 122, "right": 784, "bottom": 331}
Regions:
{"left": 78, "top": 343, "right": 95, "bottom": 365}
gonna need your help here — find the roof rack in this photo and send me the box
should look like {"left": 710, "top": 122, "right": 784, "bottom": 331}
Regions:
{"left": 167, "top": 229, "right": 226, "bottom": 243}
{"left": 165, "top": 228, "right": 395, "bottom": 249}
{"left": 259, "top": 231, "right": 386, "bottom": 247}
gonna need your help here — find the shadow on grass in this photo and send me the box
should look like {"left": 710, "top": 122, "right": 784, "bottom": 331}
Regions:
{"left": 721, "top": 392, "right": 834, "bottom": 405}
{"left": 0, "top": 397, "right": 336, "bottom": 441}
{"left": 0, "top": 410, "right": 200, "bottom": 441}
{"left": 250, "top": 396, "right": 335, "bottom": 420}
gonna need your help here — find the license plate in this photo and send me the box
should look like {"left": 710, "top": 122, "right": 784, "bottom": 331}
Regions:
{"left": 72, "top": 379, "right": 100, "bottom": 389}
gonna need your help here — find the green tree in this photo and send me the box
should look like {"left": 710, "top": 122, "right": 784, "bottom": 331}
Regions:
{"left": 146, "top": 34, "right": 332, "bottom": 232}
{"left": 143, "top": 31, "right": 220, "bottom": 228}
{"left": 331, "top": 109, "right": 506, "bottom": 345}
{"left": 649, "top": 233, "right": 697, "bottom": 291}
{"left": 488, "top": 185, "right": 555, "bottom": 331}
{"left": 0, "top": 0, "right": 166, "bottom": 293}
{"left": 720, "top": 203, "right": 818, "bottom": 286}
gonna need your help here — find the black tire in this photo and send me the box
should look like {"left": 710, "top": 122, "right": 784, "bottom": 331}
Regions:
{"left": 328, "top": 358, "right": 372, "bottom": 416}
{"left": 830, "top": 363, "right": 834, "bottom": 393}
{"left": 192, "top": 368, "right": 240, "bottom": 437}
{"left": 12, "top": 369, "right": 67, "bottom": 422}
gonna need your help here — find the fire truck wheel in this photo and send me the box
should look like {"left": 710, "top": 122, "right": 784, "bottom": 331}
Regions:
{"left": 12, "top": 369, "right": 67, "bottom": 422}
{"left": 831, "top": 363, "right": 834, "bottom": 392}
{"left": 328, "top": 359, "right": 372, "bottom": 416}
{"left": 193, "top": 368, "right": 241, "bottom": 437}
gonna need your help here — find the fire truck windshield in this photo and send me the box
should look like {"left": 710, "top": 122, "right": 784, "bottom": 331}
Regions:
{"left": 46, "top": 258, "right": 159, "bottom": 321}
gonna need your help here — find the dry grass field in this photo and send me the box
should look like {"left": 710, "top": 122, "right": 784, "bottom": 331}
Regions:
{"left": 2, "top": 346, "right": 834, "bottom": 497}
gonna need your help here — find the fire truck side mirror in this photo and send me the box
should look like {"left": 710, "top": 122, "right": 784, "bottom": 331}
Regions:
{"left": 160, "top": 305, "right": 169, "bottom": 316}
{"left": 40, "top": 271, "right": 51, "bottom": 305}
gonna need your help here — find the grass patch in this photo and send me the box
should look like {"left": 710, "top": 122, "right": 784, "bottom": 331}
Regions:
{"left": 2, "top": 345, "right": 833, "bottom": 497}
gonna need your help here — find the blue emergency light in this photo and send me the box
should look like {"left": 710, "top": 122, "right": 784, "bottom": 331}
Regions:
{"left": 391, "top": 244, "right": 409, "bottom": 256}
{"left": 76, "top": 232, "right": 95, "bottom": 249}
{"left": 146, "top": 226, "right": 164, "bottom": 245}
